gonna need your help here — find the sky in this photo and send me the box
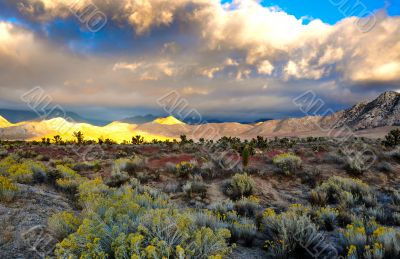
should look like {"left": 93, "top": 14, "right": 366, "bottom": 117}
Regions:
{"left": 0, "top": 0, "right": 399, "bottom": 121}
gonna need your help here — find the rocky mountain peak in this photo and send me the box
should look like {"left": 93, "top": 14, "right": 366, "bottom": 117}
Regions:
{"left": 335, "top": 91, "right": 400, "bottom": 130}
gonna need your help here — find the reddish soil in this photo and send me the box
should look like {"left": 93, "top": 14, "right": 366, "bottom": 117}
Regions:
{"left": 148, "top": 154, "right": 195, "bottom": 169}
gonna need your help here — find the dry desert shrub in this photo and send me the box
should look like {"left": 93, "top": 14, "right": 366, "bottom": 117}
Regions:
{"left": 223, "top": 173, "right": 255, "bottom": 200}
{"left": 311, "top": 176, "right": 376, "bottom": 208}
{"left": 272, "top": 153, "right": 302, "bottom": 175}
{"left": 48, "top": 211, "right": 81, "bottom": 240}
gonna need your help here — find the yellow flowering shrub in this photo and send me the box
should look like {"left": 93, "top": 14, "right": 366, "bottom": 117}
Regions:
{"left": 347, "top": 244, "right": 357, "bottom": 259}
{"left": 55, "top": 165, "right": 83, "bottom": 194}
{"left": 340, "top": 220, "right": 400, "bottom": 258}
{"left": 363, "top": 243, "right": 384, "bottom": 259}
{"left": 175, "top": 161, "right": 195, "bottom": 177}
{"left": 48, "top": 211, "right": 82, "bottom": 240}
{"left": 0, "top": 156, "right": 47, "bottom": 183}
{"left": 0, "top": 175, "right": 18, "bottom": 202}
{"left": 55, "top": 181, "right": 232, "bottom": 258}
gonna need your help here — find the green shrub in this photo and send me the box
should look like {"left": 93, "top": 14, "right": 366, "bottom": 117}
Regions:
{"left": 55, "top": 183, "right": 232, "bottom": 258}
{"left": 234, "top": 196, "right": 260, "bottom": 217}
{"left": 46, "top": 169, "right": 63, "bottom": 185}
{"left": 193, "top": 210, "right": 228, "bottom": 230}
{"left": 0, "top": 156, "right": 47, "bottom": 183}
{"left": 73, "top": 161, "right": 101, "bottom": 172}
{"left": 242, "top": 145, "right": 251, "bottom": 168}
{"left": 55, "top": 165, "right": 83, "bottom": 194}
{"left": 105, "top": 171, "right": 130, "bottom": 187}
{"left": 0, "top": 176, "right": 18, "bottom": 202}
{"left": 0, "top": 148, "right": 8, "bottom": 157}
{"left": 199, "top": 161, "right": 216, "bottom": 179}
{"left": 383, "top": 129, "right": 400, "bottom": 147}
{"left": 393, "top": 213, "right": 400, "bottom": 226}
{"left": 311, "top": 176, "right": 376, "bottom": 207}
{"left": 323, "top": 152, "right": 345, "bottom": 164}
{"left": 175, "top": 161, "right": 196, "bottom": 178}
{"left": 272, "top": 153, "right": 302, "bottom": 175}
{"left": 208, "top": 200, "right": 235, "bottom": 215}
{"left": 386, "top": 148, "right": 400, "bottom": 162}
{"left": 262, "top": 205, "right": 335, "bottom": 258}
{"left": 190, "top": 227, "right": 231, "bottom": 258}
{"left": 339, "top": 220, "right": 400, "bottom": 258}
{"left": 182, "top": 180, "right": 208, "bottom": 199}
{"left": 392, "top": 190, "right": 400, "bottom": 206}
{"left": 314, "top": 206, "right": 339, "bottom": 231}
{"left": 344, "top": 156, "right": 366, "bottom": 174}
{"left": 223, "top": 173, "right": 255, "bottom": 200}
{"left": 376, "top": 161, "right": 394, "bottom": 173}
{"left": 228, "top": 217, "right": 257, "bottom": 246}
{"left": 36, "top": 154, "right": 50, "bottom": 161}
{"left": 48, "top": 211, "right": 81, "bottom": 240}
{"left": 113, "top": 157, "right": 144, "bottom": 175}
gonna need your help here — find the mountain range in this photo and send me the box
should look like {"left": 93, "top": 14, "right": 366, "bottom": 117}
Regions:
{"left": 0, "top": 91, "right": 399, "bottom": 142}
{"left": 0, "top": 109, "right": 110, "bottom": 126}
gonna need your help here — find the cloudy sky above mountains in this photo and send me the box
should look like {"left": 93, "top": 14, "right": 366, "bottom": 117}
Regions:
{"left": 0, "top": 0, "right": 399, "bottom": 121}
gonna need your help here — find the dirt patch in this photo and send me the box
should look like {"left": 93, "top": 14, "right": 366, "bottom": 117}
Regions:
{"left": 0, "top": 184, "right": 74, "bottom": 259}
{"left": 148, "top": 154, "right": 195, "bottom": 169}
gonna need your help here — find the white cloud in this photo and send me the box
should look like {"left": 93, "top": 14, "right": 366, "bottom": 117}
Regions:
{"left": 257, "top": 60, "right": 274, "bottom": 75}
{"left": 113, "top": 62, "right": 141, "bottom": 72}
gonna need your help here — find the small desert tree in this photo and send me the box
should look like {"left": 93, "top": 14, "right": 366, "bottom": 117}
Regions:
{"left": 180, "top": 134, "right": 188, "bottom": 144}
{"left": 53, "top": 135, "right": 62, "bottom": 144}
{"left": 131, "top": 135, "right": 144, "bottom": 145}
{"left": 383, "top": 129, "right": 400, "bottom": 147}
{"left": 73, "top": 131, "right": 84, "bottom": 145}
{"left": 242, "top": 145, "right": 251, "bottom": 169}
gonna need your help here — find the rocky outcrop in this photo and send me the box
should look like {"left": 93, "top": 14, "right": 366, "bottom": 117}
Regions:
{"left": 333, "top": 91, "right": 400, "bottom": 130}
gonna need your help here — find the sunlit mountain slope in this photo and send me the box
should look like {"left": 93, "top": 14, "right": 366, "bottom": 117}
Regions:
{"left": 153, "top": 116, "right": 185, "bottom": 125}
{"left": 0, "top": 117, "right": 172, "bottom": 142}
{"left": 0, "top": 116, "right": 12, "bottom": 128}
